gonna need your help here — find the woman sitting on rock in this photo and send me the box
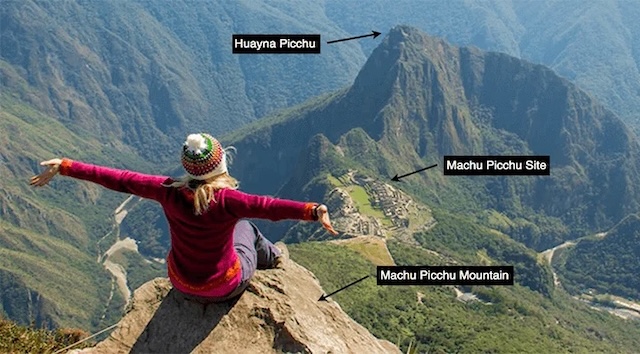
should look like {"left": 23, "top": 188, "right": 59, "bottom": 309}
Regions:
{"left": 30, "top": 133, "right": 337, "bottom": 302}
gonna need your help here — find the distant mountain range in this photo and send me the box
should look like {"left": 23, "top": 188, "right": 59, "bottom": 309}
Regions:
{"left": 2, "top": 0, "right": 639, "bottom": 162}
{"left": 325, "top": 0, "right": 640, "bottom": 132}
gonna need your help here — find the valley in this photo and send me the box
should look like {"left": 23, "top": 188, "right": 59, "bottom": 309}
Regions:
{"left": 95, "top": 194, "right": 165, "bottom": 322}
{"left": 97, "top": 196, "right": 138, "bottom": 312}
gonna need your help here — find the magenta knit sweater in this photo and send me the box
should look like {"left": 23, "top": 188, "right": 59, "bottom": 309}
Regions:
{"left": 59, "top": 159, "right": 317, "bottom": 297}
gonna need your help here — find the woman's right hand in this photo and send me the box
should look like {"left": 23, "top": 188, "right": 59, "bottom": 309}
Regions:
{"left": 30, "top": 158, "right": 63, "bottom": 187}
{"left": 316, "top": 205, "right": 338, "bottom": 235}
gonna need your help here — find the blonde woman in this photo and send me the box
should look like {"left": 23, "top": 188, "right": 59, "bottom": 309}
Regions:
{"left": 30, "top": 133, "right": 337, "bottom": 302}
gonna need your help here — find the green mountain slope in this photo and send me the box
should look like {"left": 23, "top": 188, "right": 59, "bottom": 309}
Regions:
{"left": 0, "top": 94, "right": 154, "bottom": 330}
{"left": 289, "top": 241, "right": 640, "bottom": 353}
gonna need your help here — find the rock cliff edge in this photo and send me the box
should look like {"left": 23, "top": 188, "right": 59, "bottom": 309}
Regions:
{"left": 74, "top": 257, "right": 399, "bottom": 354}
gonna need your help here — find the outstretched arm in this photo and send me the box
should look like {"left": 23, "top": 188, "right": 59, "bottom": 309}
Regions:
{"left": 30, "top": 158, "right": 170, "bottom": 202}
{"left": 222, "top": 189, "right": 338, "bottom": 235}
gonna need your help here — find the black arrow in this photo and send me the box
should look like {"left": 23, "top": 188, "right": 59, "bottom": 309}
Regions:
{"left": 327, "top": 30, "right": 381, "bottom": 44}
{"left": 318, "top": 275, "right": 370, "bottom": 301}
{"left": 391, "top": 163, "right": 438, "bottom": 182}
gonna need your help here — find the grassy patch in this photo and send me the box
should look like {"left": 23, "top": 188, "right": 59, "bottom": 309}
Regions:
{"left": 326, "top": 174, "right": 343, "bottom": 187}
{"left": 346, "top": 185, "right": 392, "bottom": 227}
{"left": 289, "top": 240, "right": 640, "bottom": 354}
{"left": 336, "top": 237, "right": 395, "bottom": 266}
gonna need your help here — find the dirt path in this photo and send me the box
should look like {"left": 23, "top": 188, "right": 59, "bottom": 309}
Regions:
{"left": 541, "top": 241, "right": 575, "bottom": 264}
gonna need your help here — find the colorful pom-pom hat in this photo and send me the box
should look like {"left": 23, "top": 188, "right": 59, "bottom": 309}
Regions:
{"left": 181, "top": 133, "right": 227, "bottom": 180}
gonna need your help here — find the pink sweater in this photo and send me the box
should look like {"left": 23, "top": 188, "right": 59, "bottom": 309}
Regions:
{"left": 59, "top": 159, "right": 317, "bottom": 297}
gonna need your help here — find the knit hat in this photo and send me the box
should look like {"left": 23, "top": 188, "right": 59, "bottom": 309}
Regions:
{"left": 181, "top": 133, "right": 227, "bottom": 180}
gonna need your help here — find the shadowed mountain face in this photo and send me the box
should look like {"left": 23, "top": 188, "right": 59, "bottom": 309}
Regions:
{"left": 224, "top": 26, "right": 640, "bottom": 249}
{"left": 0, "top": 0, "right": 365, "bottom": 160}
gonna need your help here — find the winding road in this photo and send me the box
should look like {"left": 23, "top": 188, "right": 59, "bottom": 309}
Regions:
{"left": 540, "top": 240, "right": 576, "bottom": 286}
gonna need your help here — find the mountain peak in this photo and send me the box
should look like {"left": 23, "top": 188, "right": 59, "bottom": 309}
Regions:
{"left": 347, "top": 25, "right": 481, "bottom": 154}
{"left": 386, "top": 25, "right": 442, "bottom": 44}
{"left": 387, "top": 25, "right": 422, "bottom": 40}
{"left": 72, "top": 259, "right": 399, "bottom": 354}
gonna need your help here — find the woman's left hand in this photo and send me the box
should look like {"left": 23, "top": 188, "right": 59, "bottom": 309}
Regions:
{"left": 30, "top": 158, "right": 63, "bottom": 187}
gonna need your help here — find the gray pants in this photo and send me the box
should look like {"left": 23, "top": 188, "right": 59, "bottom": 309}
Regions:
{"left": 181, "top": 220, "right": 280, "bottom": 303}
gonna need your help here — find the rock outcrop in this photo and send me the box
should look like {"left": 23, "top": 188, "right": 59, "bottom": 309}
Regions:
{"left": 73, "top": 258, "right": 399, "bottom": 354}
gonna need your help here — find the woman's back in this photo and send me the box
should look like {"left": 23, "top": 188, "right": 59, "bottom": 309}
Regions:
{"left": 162, "top": 186, "right": 318, "bottom": 297}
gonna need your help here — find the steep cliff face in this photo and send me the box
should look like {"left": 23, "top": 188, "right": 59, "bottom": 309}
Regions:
{"left": 73, "top": 258, "right": 399, "bottom": 354}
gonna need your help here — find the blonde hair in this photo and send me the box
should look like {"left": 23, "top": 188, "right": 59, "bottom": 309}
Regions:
{"left": 164, "top": 147, "right": 239, "bottom": 215}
